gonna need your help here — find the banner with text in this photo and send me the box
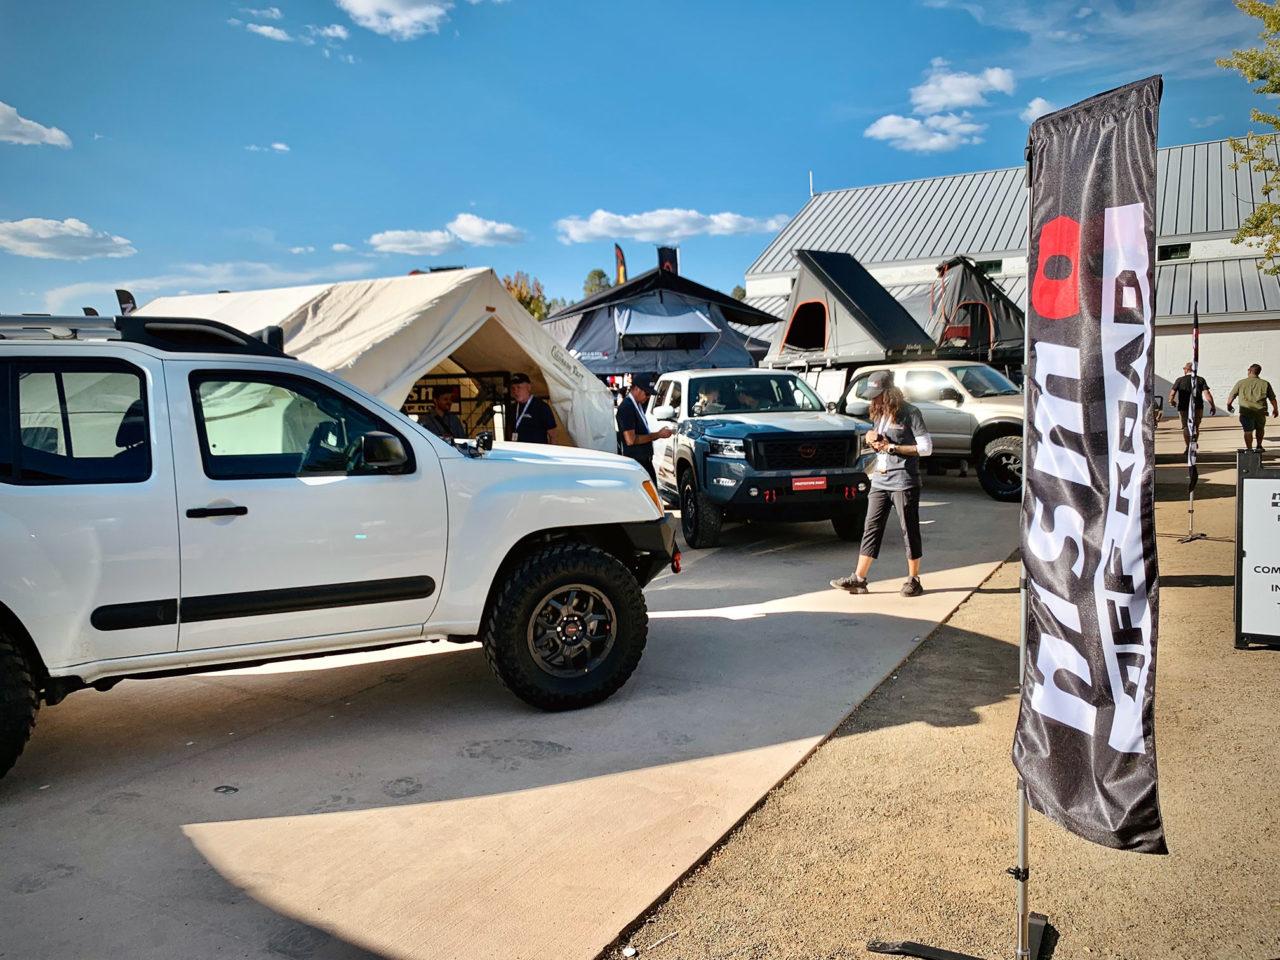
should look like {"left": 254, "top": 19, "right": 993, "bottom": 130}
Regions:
{"left": 1013, "top": 75, "right": 1167, "bottom": 854}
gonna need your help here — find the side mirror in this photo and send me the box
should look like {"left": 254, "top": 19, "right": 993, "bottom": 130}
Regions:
{"left": 362, "top": 431, "right": 408, "bottom": 468}
{"left": 939, "top": 386, "right": 963, "bottom": 403}
{"left": 652, "top": 404, "right": 676, "bottom": 422}
{"left": 476, "top": 430, "right": 495, "bottom": 452}
{"left": 827, "top": 400, "right": 838, "bottom": 414}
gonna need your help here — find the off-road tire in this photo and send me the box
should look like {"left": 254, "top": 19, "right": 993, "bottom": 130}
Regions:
{"left": 679, "top": 470, "right": 722, "bottom": 549}
{"left": 831, "top": 505, "right": 867, "bottom": 542}
{"left": 977, "top": 434, "right": 1023, "bottom": 502}
{"left": 482, "top": 542, "right": 647, "bottom": 711}
{"left": 0, "top": 633, "right": 38, "bottom": 779}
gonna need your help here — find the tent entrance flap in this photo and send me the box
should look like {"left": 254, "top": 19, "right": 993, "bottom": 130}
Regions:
{"left": 614, "top": 304, "right": 718, "bottom": 336}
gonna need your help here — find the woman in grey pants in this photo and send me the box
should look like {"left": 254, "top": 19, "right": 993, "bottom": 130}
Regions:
{"left": 830, "top": 369, "right": 933, "bottom": 597}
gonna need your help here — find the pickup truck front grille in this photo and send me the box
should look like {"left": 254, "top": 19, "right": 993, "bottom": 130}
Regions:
{"left": 752, "top": 438, "right": 852, "bottom": 471}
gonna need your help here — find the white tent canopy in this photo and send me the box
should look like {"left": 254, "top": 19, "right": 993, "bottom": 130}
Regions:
{"left": 135, "top": 268, "right": 616, "bottom": 452}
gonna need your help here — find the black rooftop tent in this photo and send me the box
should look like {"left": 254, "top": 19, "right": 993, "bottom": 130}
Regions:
{"left": 764, "top": 249, "right": 934, "bottom": 367}
{"left": 925, "top": 255, "right": 1026, "bottom": 364}
{"left": 542, "top": 267, "right": 777, "bottom": 376}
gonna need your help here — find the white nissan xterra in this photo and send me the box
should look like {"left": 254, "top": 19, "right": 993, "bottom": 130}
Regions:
{"left": 0, "top": 315, "right": 678, "bottom": 778}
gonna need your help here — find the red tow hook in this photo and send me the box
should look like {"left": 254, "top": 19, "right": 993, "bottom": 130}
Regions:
{"left": 671, "top": 550, "right": 682, "bottom": 574}
{"left": 844, "top": 485, "right": 856, "bottom": 501}
{"left": 764, "top": 489, "right": 778, "bottom": 503}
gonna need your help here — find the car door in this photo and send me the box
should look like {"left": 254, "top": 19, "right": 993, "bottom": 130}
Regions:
{"left": 1, "top": 353, "right": 180, "bottom": 663}
{"left": 900, "top": 368, "right": 973, "bottom": 456}
{"left": 651, "top": 379, "right": 682, "bottom": 492}
{"left": 165, "top": 360, "right": 448, "bottom": 651}
{"left": 841, "top": 370, "right": 878, "bottom": 420}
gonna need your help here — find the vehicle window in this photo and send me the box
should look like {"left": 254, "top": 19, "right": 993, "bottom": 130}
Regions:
{"left": 849, "top": 375, "right": 876, "bottom": 400}
{"left": 191, "top": 372, "right": 414, "bottom": 480}
{"left": 3, "top": 359, "right": 150, "bottom": 485}
{"left": 903, "top": 369, "right": 951, "bottom": 402}
{"left": 688, "top": 374, "right": 823, "bottom": 415}
{"left": 667, "top": 380, "right": 683, "bottom": 416}
{"left": 948, "top": 364, "right": 1022, "bottom": 397}
{"left": 650, "top": 380, "right": 671, "bottom": 413}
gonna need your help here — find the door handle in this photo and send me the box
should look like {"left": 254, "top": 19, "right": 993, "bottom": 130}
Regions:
{"left": 186, "top": 505, "right": 249, "bottom": 518}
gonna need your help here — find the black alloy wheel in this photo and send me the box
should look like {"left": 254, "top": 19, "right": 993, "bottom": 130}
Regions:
{"left": 526, "top": 584, "right": 617, "bottom": 679}
{"left": 977, "top": 434, "right": 1024, "bottom": 502}
{"left": 679, "top": 471, "right": 722, "bottom": 548}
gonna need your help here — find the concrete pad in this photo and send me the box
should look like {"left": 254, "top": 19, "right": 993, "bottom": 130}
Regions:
{"left": 0, "top": 476, "right": 1017, "bottom": 960}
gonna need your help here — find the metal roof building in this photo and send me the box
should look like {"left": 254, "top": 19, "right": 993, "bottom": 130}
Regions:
{"left": 743, "top": 138, "right": 1280, "bottom": 396}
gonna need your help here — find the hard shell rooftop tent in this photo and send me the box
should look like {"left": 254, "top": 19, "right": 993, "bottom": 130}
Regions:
{"left": 542, "top": 267, "right": 779, "bottom": 376}
{"left": 134, "top": 268, "right": 616, "bottom": 452}
{"left": 765, "top": 249, "right": 934, "bottom": 367}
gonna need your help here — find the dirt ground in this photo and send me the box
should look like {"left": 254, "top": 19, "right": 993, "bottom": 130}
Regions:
{"left": 609, "top": 436, "right": 1280, "bottom": 959}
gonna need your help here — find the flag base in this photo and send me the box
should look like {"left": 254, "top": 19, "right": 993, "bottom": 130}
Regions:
{"left": 867, "top": 912, "right": 1049, "bottom": 960}
{"left": 1177, "top": 532, "right": 1206, "bottom": 543}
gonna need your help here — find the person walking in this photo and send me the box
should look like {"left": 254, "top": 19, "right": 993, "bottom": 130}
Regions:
{"left": 830, "top": 370, "right": 933, "bottom": 597}
{"left": 615, "top": 376, "right": 672, "bottom": 482}
{"left": 1169, "top": 362, "right": 1215, "bottom": 453}
{"left": 1227, "top": 363, "right": 1278, "bottom": 453}
{"left": 509, "top": 372, "right": 557, "bottom": 444}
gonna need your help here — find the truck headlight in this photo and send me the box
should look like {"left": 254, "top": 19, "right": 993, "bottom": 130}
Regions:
{"left": 707, "top": 437, "right": 746, "bottom": 459}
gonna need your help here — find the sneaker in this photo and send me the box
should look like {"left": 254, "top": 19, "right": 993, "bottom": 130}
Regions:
{"left": 901, "top": 577, "right": 924, "bottom": 597}
{"left": 830, "top": 574, "right": 869, "bottom": 594}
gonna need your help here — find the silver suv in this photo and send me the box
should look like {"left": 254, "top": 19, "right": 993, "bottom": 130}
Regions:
{"left": 839, "top": 360, "right": 1023, "bottom": 501}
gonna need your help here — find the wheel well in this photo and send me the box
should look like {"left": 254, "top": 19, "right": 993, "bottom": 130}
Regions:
{"left": 479, "top": 525, "right": 638, "bottom": 635}
{"left": 0, "top": 602, "right": 48, "bottom": 685}
{"left": 972, "top": 421, "right": 1022, "bottom": 460}
{"left": 676, "top": 456, "right": 695, "bottom": 487}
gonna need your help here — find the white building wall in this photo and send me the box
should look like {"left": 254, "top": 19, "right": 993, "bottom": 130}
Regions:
{"left": 1154, "top": 320, "right": 1280, "bottom": 417}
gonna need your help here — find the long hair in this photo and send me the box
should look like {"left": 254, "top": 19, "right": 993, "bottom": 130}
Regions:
{"left": 869, "top": 386, "right": 904, "bottom": 425}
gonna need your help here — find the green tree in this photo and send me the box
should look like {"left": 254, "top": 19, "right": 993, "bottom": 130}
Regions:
{"left": 583, "top": 268, "right": 613, "bottom": 297}
{"left": 731, "top": 284, "right": 746, "bottom": 300}
{"left": 1218, "top": 0, "right": 1280, "bottom": 273}
{"left": 545, "top": 296, "right": 568, "bottom": 316}
{"left": 502, "top": 271, "right": 551, "bottom": 320}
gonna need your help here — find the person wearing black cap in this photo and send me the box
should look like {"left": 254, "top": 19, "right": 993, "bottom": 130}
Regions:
{"left": 509, "top": 372, "right": 557, "bottom": 444}
{"left": 616, "top": 376, "right": 673, "bottom": 482}
{"left": 830, "top": 369, "right": 933, "bottom": 597}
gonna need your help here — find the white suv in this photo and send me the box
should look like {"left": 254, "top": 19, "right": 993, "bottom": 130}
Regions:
{"left": 0, "top": 315, "right": 677, "bottom": 778}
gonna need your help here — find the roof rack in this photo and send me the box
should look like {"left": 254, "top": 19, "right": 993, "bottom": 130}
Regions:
{"left": 0, "top": 315, "right": 287, "bottom": 357}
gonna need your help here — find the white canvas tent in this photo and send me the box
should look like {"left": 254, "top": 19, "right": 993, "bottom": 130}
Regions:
{"left": 135, "top": 268, "right": 616, "bottom": 452}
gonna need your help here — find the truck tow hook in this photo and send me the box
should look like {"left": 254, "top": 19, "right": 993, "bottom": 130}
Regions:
{"left": 671, "top": 550, "right": 682, "bottom": 574}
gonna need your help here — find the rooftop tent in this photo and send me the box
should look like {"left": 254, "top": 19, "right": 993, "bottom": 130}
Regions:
{"left": 926, "top": 255, "right": 1026, "bottom": 362}
{"left": 765, "top": 249, "right": 934, "bottom": 366}
{"left": 543, "top": 267, "right": 779, "bottom": 376}
{"left": 134, "top": 268, "right": 616, "bottom": 452}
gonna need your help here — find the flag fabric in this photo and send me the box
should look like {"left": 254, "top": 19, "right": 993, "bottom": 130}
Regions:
{"left": 1187, "top": 302, "right": 1200, "bottom": 492}
{"left": 657, "top": 246, "right": 678, "bottom": 274}
{"left": 615, "top": 244, "right": 627, "bottom": 285}
{"left": 115, "top": 289, "right": 137, "bottom": 316}
{"left": 1013, "top": 76, "right": 1167, "bottom": 854}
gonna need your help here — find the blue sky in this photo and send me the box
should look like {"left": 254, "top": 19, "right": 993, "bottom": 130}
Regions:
{"left": 0, "top": 0, "right": 1264, "bottom": 316}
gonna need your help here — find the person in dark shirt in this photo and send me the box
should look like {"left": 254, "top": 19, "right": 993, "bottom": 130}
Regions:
{"left": 1168, "top": 362, "right": 1215, "bottom": 453}
{"left": 830, "top": 369, "right": 933, "bottom": 598}
{"left": 420, "top": 386, "right": 467, "bottom": 441}
{"left": 508, "top": 372, "right": 557, "bottom": 444}
{"left": 616, "top": 376, "right": 672, "bottom": 481}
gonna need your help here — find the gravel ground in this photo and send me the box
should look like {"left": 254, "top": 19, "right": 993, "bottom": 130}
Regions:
{"left": 607, "top": 459, "right": 1279, "bottom": 960}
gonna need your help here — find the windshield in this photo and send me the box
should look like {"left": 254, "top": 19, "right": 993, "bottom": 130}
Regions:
{"left": 689, "top": 374, "right": 824, "bottom": 416}
{"left": 949, "top": 365, "right": 1020, "bottom": 397}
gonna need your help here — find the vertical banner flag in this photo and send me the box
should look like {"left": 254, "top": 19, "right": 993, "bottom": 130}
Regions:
{"left": 658, "top": 246, "right": 679, "bottom": 275}
{"left": 1013, "top": 76, "right": 1167, "bottom": 854}
{"left": 615, "top": 244, "right": 627, "bottom": 285}
{"left": 115, "top": 289, "right": 137, "bottom": 316}
{"left": 1188, "top": 302, "right": 1200, "bottom": 492}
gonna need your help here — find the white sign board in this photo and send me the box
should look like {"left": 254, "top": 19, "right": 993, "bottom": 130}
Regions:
{"left": 1240, "top": 478, "right": 1280, "bottom": 637}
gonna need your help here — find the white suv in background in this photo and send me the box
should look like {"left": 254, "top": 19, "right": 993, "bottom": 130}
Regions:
{"left": 0, "top": 314, "right": 678, "bottom": 779}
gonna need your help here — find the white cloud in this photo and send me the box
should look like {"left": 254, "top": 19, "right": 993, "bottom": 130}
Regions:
{"left": 247, "top": 23, "right": 292, "bottom": 41}
{"left": 368, "top": 228, "right": 460, "bottom": 255}
{"left": 310, "top": 23, "right": 349, "bottom": 39}
{"left": 336, "top": 0, "right": 453, "bottom": 40}
{"left": 910, "top": 58, "right": 1014, "bottom": 114}
{"left": 1075, "top": 5, "right": 1092, "bottom": 16}
{"left": 243, "top": 6, "right": 284, "bottom": 19}
{"left": 1189, "top": 115, "right": 1224, "bottom": 129}
{"left": 864, "top": 113, "right": 986, "bottom": 153}
{"left": 227, "top": 17, "right": 243, "bottom": 26}
{"left": 1020, "top": 97, "right": 1056, "bottom": 123}
{"left": 244, "top": 142, "right": 291, "bottom": 152}
{"left": 555, "top": 208, "right": 790, "bottom": 245}
{"left": 0, "top": 101, "right": 71, "bottom": 148}
{"left": 270, "top": 141, "right": 290, "bottom": 152}
{"left": 332, "top": 242, "right": 353, "bottom": 251}
{"left": 43, "top": 260, "right": 372, "bottom": 314}
{"left": 0, "top": 218, "right": 136, "bottom": 260}
{"left": 289, "top": 245, "right": 315, "bottom": 254}
{"left": 446, "top": 213, "right": 525, "bottom": 246}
